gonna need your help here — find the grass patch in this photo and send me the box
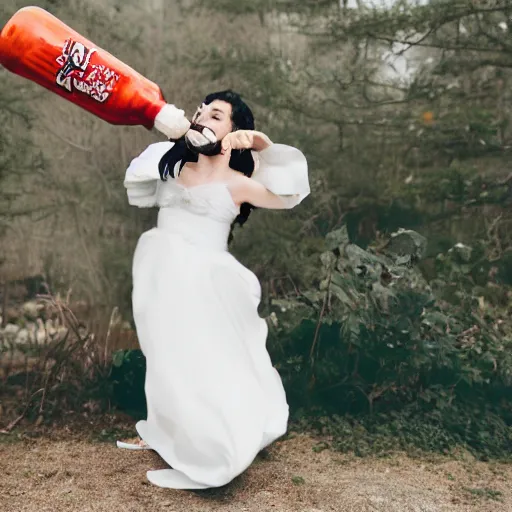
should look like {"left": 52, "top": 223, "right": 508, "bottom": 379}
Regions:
{"left": 89, "top": 426, "right": 135, "bottom": 444}
{"left": 291, "top": 407, "right": 512, "bottom": 462}
{"left": 463, "top": 487, "right": 503, "bottom": 501}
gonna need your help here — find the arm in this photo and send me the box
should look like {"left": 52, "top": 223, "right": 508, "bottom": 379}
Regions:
{"left": 251, "top": 143, "right": 310, "bottom": 208}
{"left": 124, "top": 141, "right": 173, "bottom": 207}
{"left": 229, "top": 176, "right": 299, "bottom": 210}
{"left": 222, "top": 131, "right": 310, "bottom": 209}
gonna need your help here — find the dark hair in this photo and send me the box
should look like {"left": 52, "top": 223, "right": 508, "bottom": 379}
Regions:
{"left": 158, "top": 90, "right": 256, "bottom": 237}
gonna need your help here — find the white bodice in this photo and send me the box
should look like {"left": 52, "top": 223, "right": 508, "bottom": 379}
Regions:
{"left": 156, "top": 181, "right": 239, "bottom": 251}
{"left": 124, "top": 140, "right": 311, "bottom": 251}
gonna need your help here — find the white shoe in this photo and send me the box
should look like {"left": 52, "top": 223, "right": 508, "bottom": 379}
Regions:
{"left": 116, "top": 439, "right": 152, "bottom": 450}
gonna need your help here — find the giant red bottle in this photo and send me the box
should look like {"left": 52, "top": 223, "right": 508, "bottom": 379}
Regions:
{"left": 0, "top": 6, "right": 190, "bottom": 139}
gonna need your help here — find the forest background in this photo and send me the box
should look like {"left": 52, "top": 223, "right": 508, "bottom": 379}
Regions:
{"left": 0, "top": 0, "right": 511, "bottom": 460}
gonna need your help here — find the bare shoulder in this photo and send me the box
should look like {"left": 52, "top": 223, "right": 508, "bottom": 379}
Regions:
{"left": 225, "top": 172, "right": 252, "bottom": 187}
{"left": 225, "top": 172, "right": 257, "bottom": 192}
{"left": 225, "top": 173, "right": 259, "bottom": 205}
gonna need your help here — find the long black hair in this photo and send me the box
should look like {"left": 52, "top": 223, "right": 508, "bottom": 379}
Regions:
{"left": 158, "top": 90, "right": 256, "bottom": 235}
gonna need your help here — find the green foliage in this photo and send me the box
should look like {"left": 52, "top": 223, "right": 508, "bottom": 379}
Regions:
{"left": 294, "top": 405, "right": 512, "bottom": 460}
{"left": 91, "top": 425, "right": 136, "bottom": 444}
{"left": 291, "top": 475, "right": 305, "bottom": 486}
{"left": 267, "top": 226, "right": 512, "bottom": 458}
{"left": 463, "top": 487, "right": 503, "bottom": 502}
{"left": 109, "top": 349, "right": 147, "bottom": 417}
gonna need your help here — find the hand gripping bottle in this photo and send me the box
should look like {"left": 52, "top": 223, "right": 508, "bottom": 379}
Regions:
{"left": 0, "top": 6, "right": 190, "bottom": 139}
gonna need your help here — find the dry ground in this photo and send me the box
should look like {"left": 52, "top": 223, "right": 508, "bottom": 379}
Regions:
{"left": 0, "top": 418, "right": 511, "bottom": 512}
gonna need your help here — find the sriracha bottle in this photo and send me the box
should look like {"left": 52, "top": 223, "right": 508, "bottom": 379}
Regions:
{"left": 0, "top": 6, "right": 189, "bottom": 139}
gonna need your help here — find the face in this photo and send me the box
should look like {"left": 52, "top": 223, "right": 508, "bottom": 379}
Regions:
{"left": 192, "top": 100, "right": 233, "bottom": 141}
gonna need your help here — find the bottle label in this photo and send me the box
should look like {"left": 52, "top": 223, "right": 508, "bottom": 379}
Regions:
{"left": 55, "top": 39, "right": 120, "bottom": 103}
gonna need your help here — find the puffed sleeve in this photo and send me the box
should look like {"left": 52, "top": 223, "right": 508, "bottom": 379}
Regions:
{"left": 251, "top": 143, "right": 310, "bottom": 209}
{"left": 124, "top": 141, "right": 174, "bottom": 207}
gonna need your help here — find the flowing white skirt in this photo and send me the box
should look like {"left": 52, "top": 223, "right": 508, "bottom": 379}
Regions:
{"left": 130, "top": 227, "right": 289, "bottom": 489}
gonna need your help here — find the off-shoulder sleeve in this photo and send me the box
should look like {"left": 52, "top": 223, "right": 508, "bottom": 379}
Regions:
{"left": 124, "top": 141, "right": 174, "bottom": 207}
{"left": 251, "top": 143, "right": 310, "bottom": 209}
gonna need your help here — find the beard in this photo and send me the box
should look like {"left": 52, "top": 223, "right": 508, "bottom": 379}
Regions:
{"left": 184, "top": 124, "right": 222, "bottom": 156}
{"left": 185, "top": 138, "right": 222, "bottom": 156}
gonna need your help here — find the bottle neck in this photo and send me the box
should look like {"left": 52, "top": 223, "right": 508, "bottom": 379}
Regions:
{"left": 128, "top": 78, "right": 167, "bottom": 130}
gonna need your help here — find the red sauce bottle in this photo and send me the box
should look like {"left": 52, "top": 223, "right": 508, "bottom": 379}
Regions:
{"left": 0, "top": 6, "right": 189, "bottom": 138}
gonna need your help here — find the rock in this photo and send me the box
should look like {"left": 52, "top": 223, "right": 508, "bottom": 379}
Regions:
{"left": 15, "top": 327, "right": 31, "bottom": 345}
{"left": 385, "top": 229, "right": 427, "bottom": 261}
{"left": 2, "top": 323, "right": 20, "bottom": 338}
{"left": 22, "top": 301, "right": 43, "bottom": 320}
{"left": 449, "top": 243, "right": 473, "bottom": 263}
{"left": 1, "top": 323, "right": 20, "bottom": 348}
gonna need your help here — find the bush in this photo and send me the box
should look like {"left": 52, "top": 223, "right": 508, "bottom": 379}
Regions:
{"left": 110, "top": 348, "right": 146, "bottom": 418}
{"left": 267, "top": 226, "right": 512, "bottom": 457}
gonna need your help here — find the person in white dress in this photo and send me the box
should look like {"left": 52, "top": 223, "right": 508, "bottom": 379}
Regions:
{"left": 117, "top": 90, "right": 310, "bottom": 489}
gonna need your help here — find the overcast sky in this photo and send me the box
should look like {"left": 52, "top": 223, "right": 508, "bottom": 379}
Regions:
{"left": 343, "top": 0, "right": 431, "bottom": 80}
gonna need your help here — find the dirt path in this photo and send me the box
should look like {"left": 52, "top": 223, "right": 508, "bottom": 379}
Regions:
{"left": 1, "top": 430, "right": 511, "bottom": 512}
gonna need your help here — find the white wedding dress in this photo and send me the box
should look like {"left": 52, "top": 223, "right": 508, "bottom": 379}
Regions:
{"left": 122, "top": 141, "right": 309, "bottom": 489}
